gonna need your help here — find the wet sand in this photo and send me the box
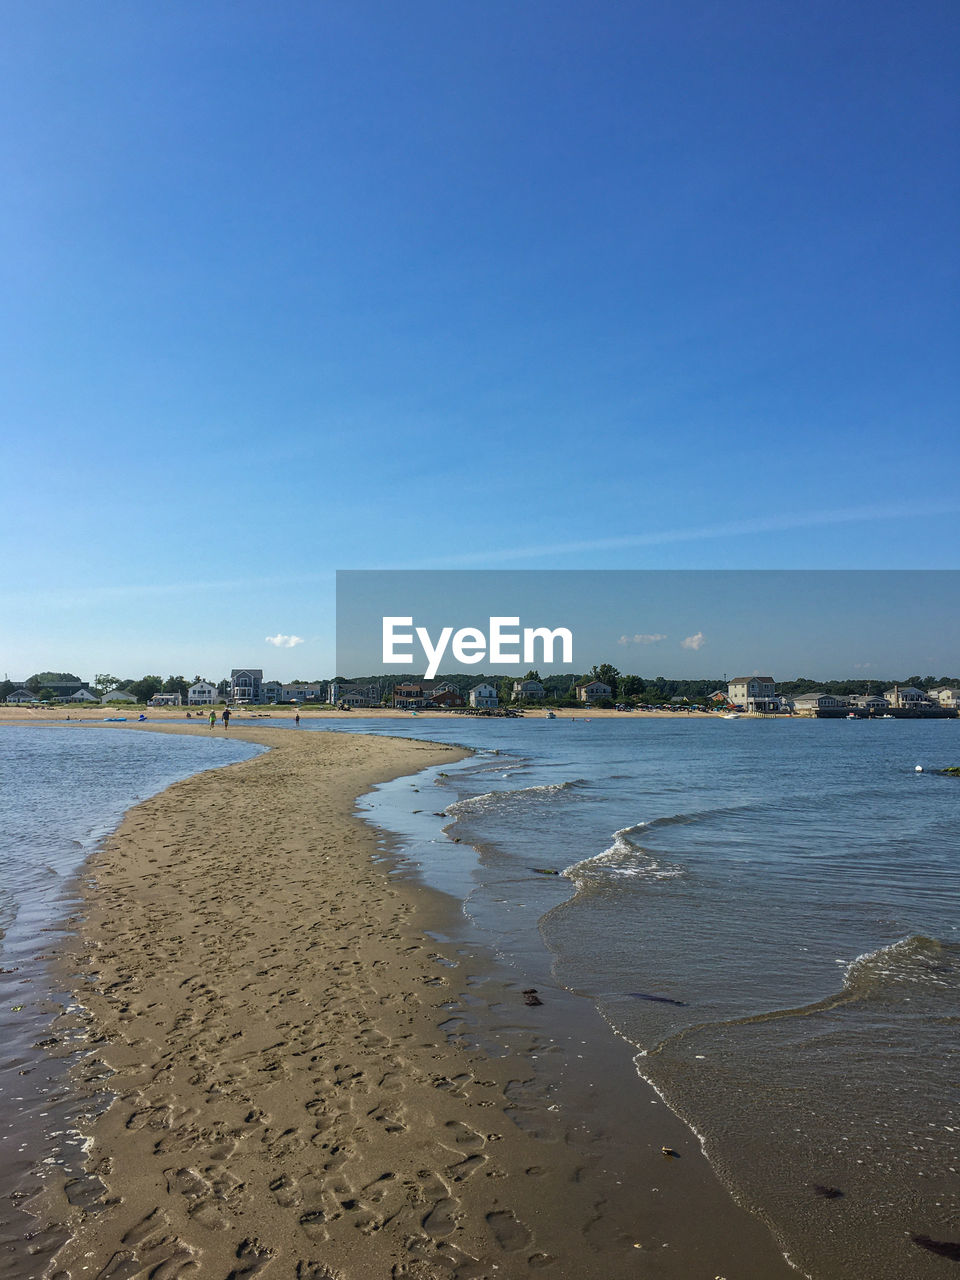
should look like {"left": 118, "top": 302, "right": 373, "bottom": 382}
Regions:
{"left": 36, "top": 724, "right": 794, "bottom": 1279}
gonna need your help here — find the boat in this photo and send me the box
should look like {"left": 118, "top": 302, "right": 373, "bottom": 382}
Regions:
{"left": 546, "top": 711, "right": 556, "bottom": 719}
{"left": 722, "top": 712, "right": 741, "bottom": 719}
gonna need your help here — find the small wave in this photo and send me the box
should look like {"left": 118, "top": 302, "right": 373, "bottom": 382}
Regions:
{"left": 564, "top": 824, "right": 686, "bottom": 883}
{"left": 445, "top": 778, "right": 588, "bottom": 818}
{"left": 841, "top": 934, "right": 960, "bottom": 994}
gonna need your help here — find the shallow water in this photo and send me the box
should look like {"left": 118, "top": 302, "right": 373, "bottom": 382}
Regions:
{"left": 0, "top": 726, "right": 264, "bottom": 1272}
{"left": 298, "top": 714, "right": 960, "bottom": 1279}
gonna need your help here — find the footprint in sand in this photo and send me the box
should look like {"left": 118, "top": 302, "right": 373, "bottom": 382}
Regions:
{"left": 445, "top": 1153, "right": 487, "bottom": 1184}
{"left": 443, "top": 1121, "right": 491, "bottom": 1153}
{"left": 225, "top": 1238, "right": 274, "bottom": 1279}
{"left": 486, "top": 1209, "right": 532, "bottom": 1252}
{"left": 270, "top": 1173, "right": 302, "bottom": 1209}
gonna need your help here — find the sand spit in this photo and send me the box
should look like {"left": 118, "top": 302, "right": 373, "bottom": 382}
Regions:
{"left": 39, "top": 725, "right": 793, "bottom": 1280}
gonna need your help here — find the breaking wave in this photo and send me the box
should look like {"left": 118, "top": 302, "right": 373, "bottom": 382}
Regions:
{"left": 564, "top": 823, "right": 686, "bottom": 883}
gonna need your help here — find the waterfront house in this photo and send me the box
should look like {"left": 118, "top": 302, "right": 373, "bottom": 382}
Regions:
{"left": 282, "top": 682, "right": 328, "bottom": 703}
{"left": 929, "top": 687, "right": 960, "bottom": 709}
{"left": 5, "top": 687, "right": 36, "bottom": 703}
{"left": 727, "top": 676, "right": 779, "bottom": 713}
{"left": 791, "top": 691, "right": 849, "bottom": 714}
{"left": 469, "top": 682, "right": 498, "bottom": 709}
{"left": 392, "top": 680, "right": 462, "bottom": 709}
{"left": 149, "top": 692, "right": 182, "bottom": 707}
{"left": 188, "top": 681, "right": 218, "bottom": 706}
{"left": 850, "top": 694, "right": 890, "bottom": 713}
{"left": 261, "top": 680, "right": 283, "bottom": 703}
{"left": 68, "top": 688, "right": 99, "bottom": 703}
{"left": 230, "top": 669, "right": 263, "bottom": 704}
{"left": 575, "top": 679, "right": 612, "bottom": 703}
{"left": 883, "top": 685, "right": 932, "bottom": 709}
{"left": 101, "top": 688, "right": 137, "bottom": 703}
{"left": 512, "top": 678, "right": 546, "bottom": 702}
{"left": 328, "top": 681, "right": 380, "bottom": 707}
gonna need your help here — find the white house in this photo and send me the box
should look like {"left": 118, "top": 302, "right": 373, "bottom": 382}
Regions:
{"left": 727, "top": 676, "right": 779, "bottom": 713}
{"left": 929, "top": 687, "right": 960, "bottom": 709}
{"left": 791, "top": 691, "right": 849, "bottom": 714}
{"left": 188, "top": 681, "right": 218, "bottom": 706}
{"left": 575, "top": 679, "right": 612, "bottom": 703}
{"left": 469, "top": 682, "right": 498, "bottom": 709}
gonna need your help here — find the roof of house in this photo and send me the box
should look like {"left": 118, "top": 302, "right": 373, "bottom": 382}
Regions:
{"left": 728, "top": 676, "right": 774, "bottom": 684}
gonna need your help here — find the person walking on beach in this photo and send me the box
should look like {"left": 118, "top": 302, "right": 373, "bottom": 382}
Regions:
{"left": 209, "top": 709, "right": 216, "bottom": 728}
{"left": 222, "top": 707, "right": 231, "bottom": 728}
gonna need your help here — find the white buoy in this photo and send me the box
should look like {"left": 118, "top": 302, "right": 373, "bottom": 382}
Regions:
{"left": 915, "top": 764, "right": 923, "bottom": 773}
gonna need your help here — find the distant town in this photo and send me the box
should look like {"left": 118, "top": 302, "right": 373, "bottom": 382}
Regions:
{"left": 4, "top": 668, "right": 960, "bottom": 718}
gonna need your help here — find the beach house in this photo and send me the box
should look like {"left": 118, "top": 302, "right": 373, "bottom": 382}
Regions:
{"left": 469, "top": 682, "right": 498, "bottom": 709}
{"left": 328, "top": 681, "right": 381, "bottom": 707}
{"left": 282, "top": 682, "right": 328, "bottom": 703}
{"left": 230, "top": 669, "right": 263, "bottom": 704}
{"left": 5, "top": 687, "right": 36, "bottom": 703}
{"left": 188, "top": 681, "right": 218, "bottom": 706}
{"left": 574, "top": 679, "right": 612, "bottom": 703}
{"left": 149, "top": 692, "right": 182, "bottom": 707}
{"left": 850, "top": 694, "right": 890, "bottom": 713}
{"left": 790, "top": 691, "right": 849, "bottom": 715}
{"left": 929, "top": 687, "right": 960, "bottom": 709}
{"left": 512, "top": 678, "right": 546, "bottom": 702}
{"left": 884, "top": 685, "right": 932, "bottom": 709}
{"left": 392, "top": 680, "right": 462, "bottom": 709}
{"left": 726, "top": 676, "right": 779, "bottom": 713}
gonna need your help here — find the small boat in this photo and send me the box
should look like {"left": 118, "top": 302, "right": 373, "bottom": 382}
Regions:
{"left": 546, "top": 711, "right": 556, "bottom": 719}
{"left": 722, "top": 712, "right": 741, "bottom": 719}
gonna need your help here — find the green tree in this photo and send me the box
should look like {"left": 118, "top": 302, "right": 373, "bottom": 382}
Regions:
{"left": 163, "top": 675, "right": 189, "bottom": 698}
{"left": 128, "top": 675, "right": 163, "bottom": 703}
{"left": 590, "top": 663, "right": 621, "bottom": 696}
{"left": 0, "top": 679, "right": 14, "bottom": 702}
{"left": 94, "top": 673, "right": 122, "bottom": 696}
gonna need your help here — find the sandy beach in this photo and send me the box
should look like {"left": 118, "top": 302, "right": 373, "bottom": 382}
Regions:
{"left": 32, "top": 724, "right": 794, "bottom": 1279}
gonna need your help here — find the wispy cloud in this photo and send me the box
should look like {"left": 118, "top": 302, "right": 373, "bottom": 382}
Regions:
{"left": 429, "top": 502, "right": 960, "bottom": 566}
{"left": 681, "top": 632, "right": 706, "bottom": 650}
{"left": 266, "top": 633, "right": 304, "bottom": 648}
{"left": 619, "top": 633, "right": 667, "bottom": 645}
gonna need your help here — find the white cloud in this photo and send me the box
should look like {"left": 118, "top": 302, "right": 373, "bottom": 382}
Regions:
{"left": 266, "top": 633, "right": 304, "bottom": 649}
{"left": 619, "top": 633, "right": 667, "bottom": 645}
{"left": 681, "top": 632, "right": 706, "bottom": 651}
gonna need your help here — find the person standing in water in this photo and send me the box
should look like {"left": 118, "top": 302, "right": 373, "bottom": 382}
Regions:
{"left": 295, "top": 711, "right": 300, "bottom": 726}
{"left": 222, "top": 707, "right": 231, "bottom": 728}
{"left": 209, "top": 709, "right": 216, "bottom": 728}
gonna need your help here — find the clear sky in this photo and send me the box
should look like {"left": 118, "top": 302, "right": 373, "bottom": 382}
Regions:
{"left": 2, "top": 2, "right": 957, "bottom": 682}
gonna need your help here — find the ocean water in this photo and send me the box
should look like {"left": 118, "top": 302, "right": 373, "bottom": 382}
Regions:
{"left": 2, "top": 716, "right": 957, "bottom": 1278}
{"left": 295, "top": 714, "right": 960, "bottom": 1280}
{"left": 0, "top": 725, "right": 264, "bottom": 1269}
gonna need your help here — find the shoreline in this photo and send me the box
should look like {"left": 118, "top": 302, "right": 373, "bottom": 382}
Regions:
{"left": 29, "top": 723, "right": 793, "bottom": 1279}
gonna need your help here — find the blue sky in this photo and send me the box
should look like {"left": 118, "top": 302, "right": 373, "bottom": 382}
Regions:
{"left": 2, "top": 2, "right": 957, "bottom": 681}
